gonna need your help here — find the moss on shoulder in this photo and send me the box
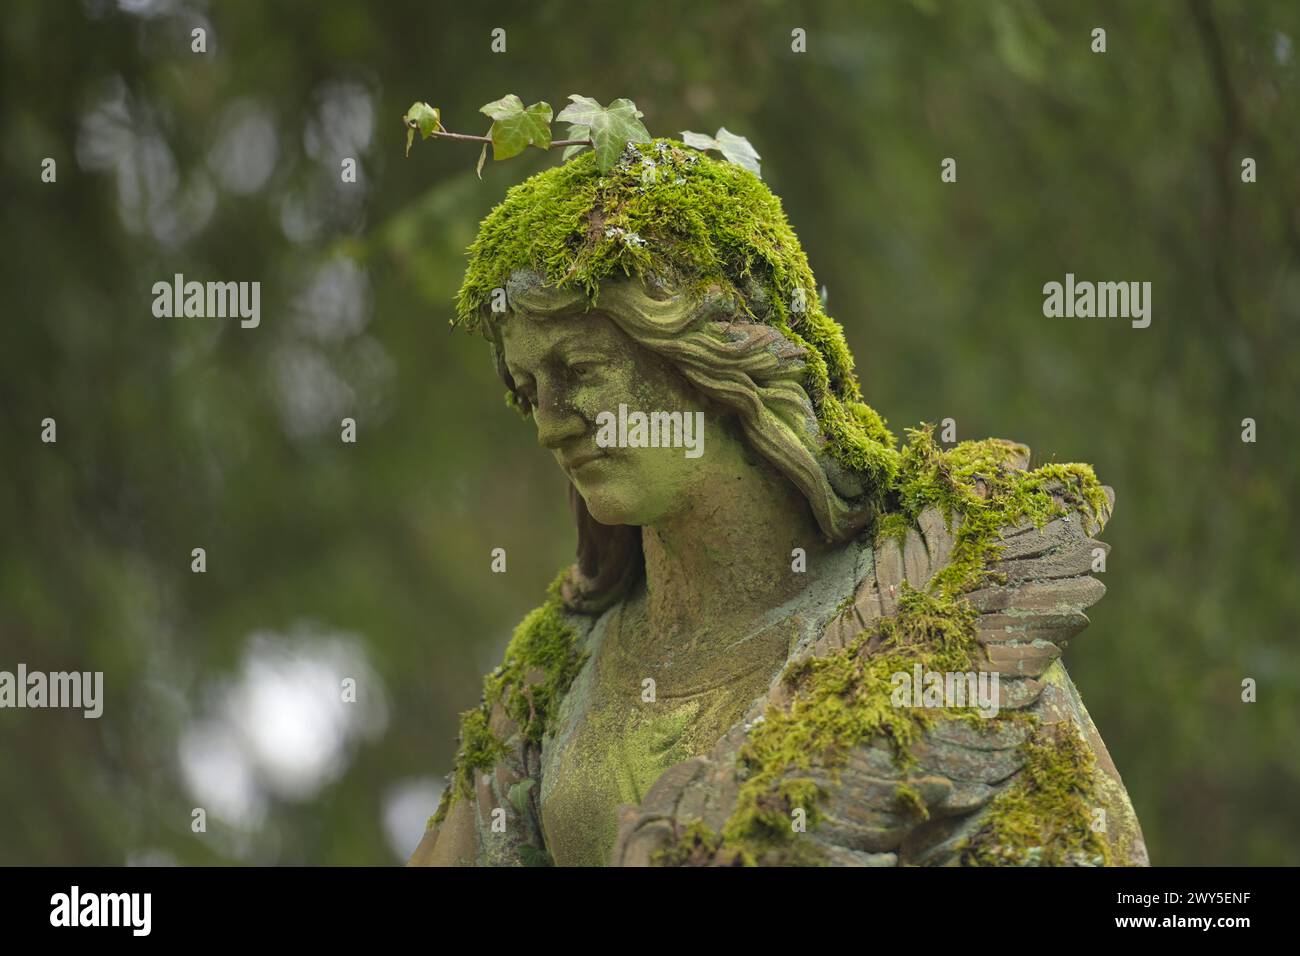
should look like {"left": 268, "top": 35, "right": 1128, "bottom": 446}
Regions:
{"left": 431, "top": 569, "right": 587, "bottom": 827}
{"left": 715, "top": 584, "right": 980, "bottom": 864}
{"left": 650, "top": 820, "right": 730, "bottom": 867}
{"left": 958, "top": 720, "right": 1111, "bottom": 867}
{"left": 891, "top": 427, "right": 1109, "bottom": 601}
{"left": 678, "top": 426, "right": 1110, "bottom": 865}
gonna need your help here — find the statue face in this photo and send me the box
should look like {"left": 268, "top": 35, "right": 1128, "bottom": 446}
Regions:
{"left": 500, "top": 308, "right": 735, "bottom": 527}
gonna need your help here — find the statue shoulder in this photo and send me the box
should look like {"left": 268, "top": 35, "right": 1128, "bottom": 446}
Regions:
{"left": 611, "top": 438, "right": 1138, "bottom": 866}
{"left": 410, "top": 567, "right": 595, "bottom": 866}
{"left": 817, "top": 437, "right": 1114, "bottom": 657}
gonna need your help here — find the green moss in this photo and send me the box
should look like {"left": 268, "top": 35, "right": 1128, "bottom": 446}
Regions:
{"left": 518, "top": 844, "right": 554, "bottom": 867}
{"left": 958, "top": 721, "right": 1111, "bottom": 867}
{"left": 650, "top": 820, "right": 728, "bottom": 867}
{"left": 895, "top": 782, "right": 931, "bottom": 821}
{"left": 873, "top": 511, "right": 912, "bottom": 549}
{"left": 434, "top": 568, "right": 587, "bottom": 824}
{"left": 482, "top": 571, "right": 589, "bottom": 745}
{"left": 714, "top": 584, "right": 980, "bottom": 863}
{"left": 684, "top": 425, "right": 1110, "bottom": 866}
{"left": 892, "top": 426, "right": 1109, "bottom": 600}
{"left": 454, "top": 138, "right": 899, "bottom": 493}
{"left": 456, "top": 709, "right": 509, "bottom": 793}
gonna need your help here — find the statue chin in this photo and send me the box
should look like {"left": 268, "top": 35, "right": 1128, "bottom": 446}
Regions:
{"left": 571, "top": 470, "right": 676, "bottom": 529}
{"left": 574, "top": 485, "right": 648, "bottom": 528}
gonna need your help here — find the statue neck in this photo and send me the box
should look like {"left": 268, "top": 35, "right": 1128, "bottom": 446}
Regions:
{"left": 637, "top": 451, "right": 835, "bottom": 645}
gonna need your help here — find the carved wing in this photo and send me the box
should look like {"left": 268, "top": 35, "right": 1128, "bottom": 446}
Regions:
{"left": 613, "top": 463, "right": 1146, "bottom": 866}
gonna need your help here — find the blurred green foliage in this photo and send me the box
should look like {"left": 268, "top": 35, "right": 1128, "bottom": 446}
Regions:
{"left": 1, "top": 0, "right": 1297, "bottom": 865}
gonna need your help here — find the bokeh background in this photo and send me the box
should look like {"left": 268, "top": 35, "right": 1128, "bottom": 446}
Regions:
{"left": 2, "top": 0, "right": 1297, "bottom": 865}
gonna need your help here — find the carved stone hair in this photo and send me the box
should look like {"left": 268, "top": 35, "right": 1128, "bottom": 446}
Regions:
{"left": 481, "top": 268, "right": 877, "bottom": 613}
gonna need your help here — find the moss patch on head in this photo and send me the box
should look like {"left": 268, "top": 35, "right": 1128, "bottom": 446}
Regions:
{"left": 675, "top": 426, "right": 1111, "bottom": 865}
{"left": 431, "top": 568, "right": 587, "bottom": 826}
{"left": 454, "top": 138, "right": 899, "bottom": 493}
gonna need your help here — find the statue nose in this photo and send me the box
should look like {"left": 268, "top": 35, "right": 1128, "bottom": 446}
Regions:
{"left": 533, "top": 399, "right": 586, "bottom": 449}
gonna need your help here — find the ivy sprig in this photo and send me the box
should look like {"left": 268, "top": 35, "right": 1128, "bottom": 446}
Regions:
{"left": 679, "top": 127, "right": 762, "bottom": 177}
{"left": 403, "top": 93, "right": 761, "bottom": 179}
{"left": 553, "top": 95, "right": 650, "bottom": 170}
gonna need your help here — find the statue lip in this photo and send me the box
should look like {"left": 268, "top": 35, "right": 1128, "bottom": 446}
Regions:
{"left": 562, "top": 451, "right": 608, "bottom": 474}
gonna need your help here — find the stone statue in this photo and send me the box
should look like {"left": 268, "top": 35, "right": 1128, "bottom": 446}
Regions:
{"left": 408, "top": 140, "right": 1148, "bottom": 867}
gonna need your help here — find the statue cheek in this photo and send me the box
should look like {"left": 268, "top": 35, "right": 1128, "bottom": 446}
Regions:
{"left": 573, "top": 374, "right": 631, "bottom": 417}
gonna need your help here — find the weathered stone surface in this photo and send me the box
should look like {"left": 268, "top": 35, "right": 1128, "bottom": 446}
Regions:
{"left": 841, "top": 741, "right": 905, "bottom": 780}
{"left": 874, "top": 540, "right": 905, "bottom": 616}
{"left": 911, "top": 735, "right": 1023, "bottom": 784}
{"left": 902, "top": 527, "right": 931, "bottom": 587}
{"left": 815, "top": 842, "right": 899, "bottom": 867}
{"left": 995, "top": 538, "right": 1107, "bottom": 582}
{"left": 995, "top": 516, "right": 1086, "bottom": 560}
{"left": 976, "top": 610, "right": 1091, "bottom": 646}
{"left": 966, "top": 575, "right": 1105, "bottom": 614}
{"left": 983, "top": 639, "right": 1063, "bottom": 677}
{"left": 616, "top": 818, "right": 677, "bottom": 867}
{"left": 928, "top": 717, "right": 1032, "bottom": 751}
{"left": 901, "top": 811, "right": 987, "bottom": 866}
{"left": 935, "top": 780, "right": 996, "bottom": 815}
{"left": 917, "top": 506, "right": 956, "bottom": 572}
{"left": 813, "top": 803, "right": 914, "bottom": 853}
{"left": 997, "top": 676, "right": 1044, "bottom": 710}
{"left": 814, "top": 610, "right": 859, "bottom": 656}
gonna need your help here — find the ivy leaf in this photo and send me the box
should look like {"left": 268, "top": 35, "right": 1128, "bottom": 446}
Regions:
{"left": 561, "top": 123, "right": 590, "bottom": 160}
{"left": 403, "top": 101, "right": 442, "bottom": 157}
{"left": 679, "top": 130, "right": 717, "bottom": 151}
{"left": 713, "top": 128, "right": 761, "bottom": 176}
{"left": 679, "top": 126, "right": 762, "bottom": 177}
{"left": 479, "top": 94, "right": 553, "bottom": 161}
{"left": 508, "top": 778, "right": 536, "bottom": 814}
{"left": 476, "top": 141, "right": 488, "bottom": 179}
{"left": 555, "top": 95, "right": 650, "bottom": 172}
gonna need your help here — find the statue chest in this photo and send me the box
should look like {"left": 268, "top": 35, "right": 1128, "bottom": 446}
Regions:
{"left": 537, "top": 604, "right": 789, "bottom": 866}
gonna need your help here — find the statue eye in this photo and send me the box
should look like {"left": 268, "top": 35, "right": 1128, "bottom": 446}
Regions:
{"left": 569, "top": 360, "right": 602, "bottom": 380}
{"left": 512, "top": 373, "right": 537, "bottom": 405}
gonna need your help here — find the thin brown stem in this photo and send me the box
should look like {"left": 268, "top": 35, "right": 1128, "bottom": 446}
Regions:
{"left": 418, "top": 128, "right": 593, "bottom": 148}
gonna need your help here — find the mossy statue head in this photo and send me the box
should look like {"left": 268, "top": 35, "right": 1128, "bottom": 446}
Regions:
{"left": 455, "top": 139, "right": 899, "bottom": 611}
